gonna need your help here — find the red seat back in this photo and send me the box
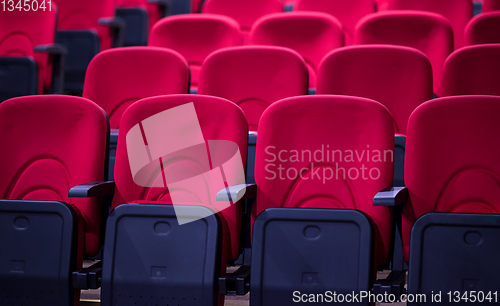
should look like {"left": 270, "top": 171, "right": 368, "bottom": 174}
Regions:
{"left": 0, "top": 9, "right": 57, "bottom": 93}
{"left": 386, "top": 0, "right": 472, "bottom": 49}
{"left": 203, "top": 0, "right": 283, "bottom": 43}
{"left": 483, "top": 0, "right": 500, "bottom": 12}
{"left": 54, "top": 0, "right": 115, "bottom": 50}
{"left": 295, "top": 0, "right": 376, "bottom": 45}
{"left": 465, "top": 11, "right": 500, "bottom": 45}
{"left": 250, "top": 12, "right": 343, "bottom": 88}
{"left": 0, "top": 95, "right": 109, "bottom": 256}
{"left": 111, "top": 94, "right": 248, "bottom": 260}
{"left": 254, "top": 95, "right": 394, "bottom": 265}
{"left": 355, "top": 11, "right": 453, "bottom": 96}
{"left": 149, "top": 14, "right": 242, "bottom": 90}
{"left": 198, "top": 46, "right": 308, "bottom": 131}
{"left": 441, "top": 44, "right": 500, "bottom": 96}
{"left": 83, "top": 47, "right": 190, "bottom": 129}
{"left": 317, "top": 45, "right": 433, "bottom": 135}
{"left": 403, "top": 95, "right": 500, "bottom": 262}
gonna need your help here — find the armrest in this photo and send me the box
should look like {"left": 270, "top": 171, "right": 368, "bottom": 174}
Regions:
{"left": 34, "top": 44, "right": 67, "bottom": 94}
{"left": 217, "top": 184, "right": 256, "bottom": 202}
{"left": 72, "top": 261, "right": 102, "bottom": 289}
{"left": 98, "top": 17, "right": 125, "bottom": 48}
{"left": 219, "top": 265, "right": 250, "bottom": 295}
{"left": 69, "top": 181, "right": 115, "bottom": 198}
{"left": 373, "top": 186, "right": 408, "bottom": 207}
{"left": 148, "top": 0, "right": 169, "bottom": 17}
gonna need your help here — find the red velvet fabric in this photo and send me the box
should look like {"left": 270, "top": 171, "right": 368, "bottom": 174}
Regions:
{"left": 111, "top": 94, "right": 248, "bottom": 260}
{"left": 295, "top": 0, "right": 376, "bottom": 45}
{"left": 250, "top": 12, "right": 343, "bottom": 88}
{"left": 317, "top": 45, "right": 433, "bottom": 135}
{"left": 0, "top": 95, "right": 109, "bottom": 257}
{"left": 54, "top": 0, "right": 115, "bottom": 50}
{"left": 355, "top": 10, "right": 453, "bottom": 97}
{"left": 203, "top": 0, "right": 283, "bottom": 44}
{"left": 0, "top": 8, "right": 57, "bottom": 93}
{"left": 149, "top": 14, "right": 242, "bottom": 90}
{"left": 441, "top": 44, "right": 500, "bottom": 96}
{"left": 198, "top": 46, "right": 308, "bottom": 131}
{"left": 465, "top": 11, "right": 500, "bottom": 45}
{"left": 482, "top": 0, "right": 500, "bottom": 12}
{"left": 386, "top": 0, "right": 473, "bottom": 49}
{"left": 254, "top": 95, "right": 394, "bottom": 267}
{"left": 83, "top": 47, "right": 190, "bottom": 129}
{"left": 403, "top": 95, "right": 500, "bottom": 262}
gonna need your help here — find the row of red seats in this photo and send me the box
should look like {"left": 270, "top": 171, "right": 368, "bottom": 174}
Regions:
{"left": 1, "top": 92, "right": 499, "bottom": 306}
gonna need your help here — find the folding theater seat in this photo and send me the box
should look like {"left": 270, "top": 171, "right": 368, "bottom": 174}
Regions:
{"left": 203, "top": 0, "right": 283, "bottom": 43}
{"left": 294, "top": 0, "right": 376, "bottom": 45}
{"left": 355, "top": 11, "right": 453, "bottom": 97}
{"left": 149, "top": 14, "right": 242, "bottom": 92}
{"left": 0, "top": 95, "right": 109, "bottom": 306}
{"left": 249, "top": 12, "right": 343, "bottom": 92}
{"left": 76, "top": 94, "right": 247, "bottom": 306}
{"left": 441, "top": 44, "right": 500, "bottom": 96}
{"left": 317, "top": 45, "right": 433, "bottom": 186}
{"left": 464, "top": 11, "right": 500, "bottom": 45}
{"left": 0, "top": 8, "right": 66, "bottom": 101}
{"left": 482, "top": 0, "right": 500, "bottom": 12}
{"left": 217, "top": 95, "right": 396, "bottom": 305}
{"left": 54, "top": 0, "right": 125, "bottom": 94}
{"left": 395, "top": 95, "right": 500, "bottom": 302}
{"left": 83, "top": 46, "right": 190, "bottom": 179}
{"left": 386, "top": 0, "right": 473, "bottom": 49}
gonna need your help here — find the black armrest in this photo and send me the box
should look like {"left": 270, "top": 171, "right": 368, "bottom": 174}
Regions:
{"left": 72, "top": 261, "right": 102, "bottom": 289}
{"left": 148, "top": 0, "right": 169, "bottom": 17}
{"left": 373, "top": 186, "right": 408, "bottom": 207}
{"left": 217, "top": 184, "right": 256, "bottom": 202}
{"left": 69, "top": 181, "right": 115, "bottom": 198}
{"left": 219, "top": 265, "right": 250, "bottom": 295}
{"left": 98, "top": 17, "right": 125, "bottom": 48}
{"left": 34, "top": 44, "right": 67, "bottom": 94}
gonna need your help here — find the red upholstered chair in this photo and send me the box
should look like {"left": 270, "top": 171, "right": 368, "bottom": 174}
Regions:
{"left": 386, "top": 0, "right": 473, "bottom": 49}
{"left": 355, "top": 10, "right": 453, "bottom": 97}
{"left": 294, "top": 0, "right": 376, "bottom": 45}
{"left": 464, "top": 11, "right": 500, "bottom": 45}
{"left": 83, "top": 47, "right": 190, "bottom": 129}
{"left": 249, "top": 12, "right": 343, "bottom": 90}
{"left": 219, "top": 95, "right": 395, "bottom": 302}
{"left": 0, "top": 8, "right": 65, "bottom": 99}
{"left": 401, "top": 95, "right": 500, "bottom": 298}
{"left": 198, "top": 46, "right": 308, "bottom": 131}
{"left": 203, "top": 0, "right": 283, "bottom": 43}
{"left": 100, "top": 94, "right": 248, "bottom": 306}
{"left": 482, "top": 0, "right": 500, "bottom": 12}
{"left": 441, "top": 44, "right": 500, "bottom": 96}
{"left": 149, "top": 14, "right": 242, "bottom": 91}
{"left": 0, "top": 95, "right": 109, "bottom": 306}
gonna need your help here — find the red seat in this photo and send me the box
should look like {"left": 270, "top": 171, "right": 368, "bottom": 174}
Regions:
{"left": 198, "top": 46, "right": 308, "bottom": 131}
{"left": 0, "top": 9, "right": 57, "bottom": 94}
{"left": 386, "top": 0, "right": 472, "bottom": 49}
{"left": 295, "top": 0, "right": 376, "bottom": 45}
{"left": 55, "top": 0, "right": 115, "bottom": 50}
{"left": 441, "top": 44, "right": 500, "bottom": 96}
{"left": 317, "top": 45, "right": 433, "bottom": 135}
{"left": 203, "top": 0, "right": 283, "bottom": 44}
{"left": 465, "top": 11, "right": 500, "bottom": 45}
{"left": 250, "top": 12, "right": 343, "bottom": 89}
{"left": 83, "top": 47, "right": 190, "bottom": 129}
{"left": 355, "top": 10, "right": 453, "bottom": 96}
{"left": 149, "top": 14, "right": 242, "bottom": 91}
{"left": 482, "top": 0, "right": 500, "bottom": 12}
{"left": 0, "top": 95, "right": 108, "bottom": 305}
